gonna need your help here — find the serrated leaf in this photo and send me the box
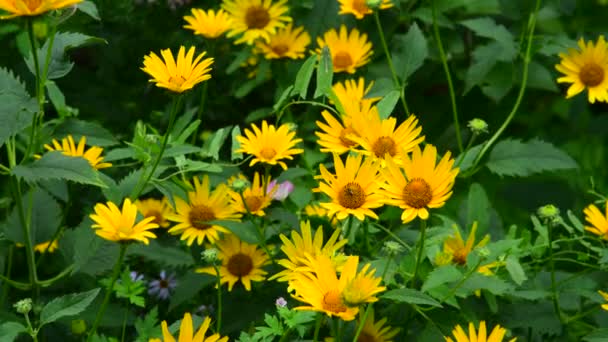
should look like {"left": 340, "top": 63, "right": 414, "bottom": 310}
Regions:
{"left": 393, "top": 23, "right": 428, "bottom": 81}
{"left": 40, "top": 288, "right": 100, "bottom": 326}
{"left": 383, "top": 288, "right": 442, "bottom": 307}
{"left": 212, "top": 220, "right": 258, "bottom": 244}
{"left": 134, "top": 307, "right": 160, "bottom": 342}
{"left": 377, "top": 90, "right": 400, "bottom": 119}
{"left": 77, "top": 1, "right": 100, "bottom": 20}
{"left": 0, "top": 67, "right": 37, "bottom": 148}
{"left": 314, "top": 46, "right": 333, "bottom": 98}
{"left": 292, "top": 55, "right": 316, "bottom": 99}
{"left": 422, "top": 265, "right": 462, "bottom": 292}
{"left": 459, "top": 273, "right": 513, "bottom": 296}
{"left": 128, "top": 241, "right": 194, "bottom": 268}
{"left": 12, "top": 151, "right": 106, "bottom": 187}
{"left": 53, "top": 118, "right": 118, "bottom": 146}
{"left": 486, "top": 139, "right": 578, "bottom": 177}
{"left": 0, "top": 322, "right": 27, "bottom": 341}
{"left": 460, "top": 17, "right": 516, "bottom": 59}
{"left": 2, "top": 188, "right": 61, "bottom": 245}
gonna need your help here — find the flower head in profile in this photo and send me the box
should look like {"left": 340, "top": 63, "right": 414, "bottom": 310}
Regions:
{"left": 149, "top": 313, "right": 227, "bottom": 342}
{"left": 556, "top": 36, "right": 608, "bottom": 103}
{"left": 228, "top": 172, "right": 274, "bottom": 216}
{"left": 235, "top": 120, "right": 304, "bottom": 170}
{"left": 141, "top": 46, "right": 214, "bottom": 93}
{"left": 315, "top": 25, "right": 372, "bottom": 74}
{"left": 222, "top": 0, "right": 292, "bottom": 45}
{"left": 446, "top": 321, "right": 516, "bottom": 342}
{"left": 332, "top": 77, "right": 381, "bottom": 117}
{"left": 255, "top": 23, "right": 311, "bottom": 60}
{"left": 135, "top": 197, "right": 174, "bottom": 228}
{"left": 0, "top": 0, "right": 82, "bottom": 19}
{"left": 381, "top": 144, "right": 459, "bottom": 223}
{"left": 183, "top": 8, "right": 232, "bottom": 39}
{"left": 435, "top": 222, "right": 490, "bottom": 266}
{"left": 42, "top": 135, "right": 111, "bottom": 170}
{"left": 17, "top": 240, "right": 59, "bottom": 253}
{"left": 90, "top": 198, "right": 159, "bottom": 244}
{"left": 148, "top": 271, "right": 177, "bottom": 300}
{"left": 584, "top": 202, "right": 608, "bottom": 239}
{"left": 197, "top": 234, "right": 268, "bottom": 291}
{"left": 337, "top": 0, "right": 393, "bottom": 19}
{"left": 598, "top": 290, "right": 608, "bottom": 311}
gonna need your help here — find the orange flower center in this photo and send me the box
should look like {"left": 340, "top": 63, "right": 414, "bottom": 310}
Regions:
{"left": 322, "top": 290, "right": 347, "bottom": 313}
{"left": 145, "top": 209, "right": 164, "bottom": 225}
{"left": 227, "top": 253, "right": 253, "bottom": 277}
{"left": 244, "top": 195, "right": 264, "bottom": 212}
{"left": 271, "top": 44, "right": 290, "bottom": 56}
{"left": 352, "top": 0, "right": 370, "bottom": 14}
{"left": 339, "top": 127, "right": 358, "bottom": 148}
{"left": 372, "top": 136, "right": 397, "bottom": 158}
{"left": 24, "top": 0, "right": 43, "bottom": 11}
{"left": 167, "top": 75, "right": 187, "bottom": 87}
{"left": 245, "top": 6, "right": 270, "bottom": 29}
{"left": 357, "top": 332, "right": 376, "bottom": 342}
{"left": 402, "top": 178, "right": 432, "bottom": 209}
{"left": 580, "top": 62, "right": 604, "bottom": 87}
{"left": 260, "top": 147, "right": 277, "bottom": 160}
{"left": 338, "top": 182, "right": 365, "bottom": 209}
{"left": 333, "top": 51, "right": 353, "bottom": 70}
{"left": 452, "top": 249, "right": 468, "bottom": 265}
{"left": 189, "top": 205, "right": 216, "bottom": 230}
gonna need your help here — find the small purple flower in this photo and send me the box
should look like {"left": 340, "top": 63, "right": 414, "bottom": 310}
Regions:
{"left": 267, "top": 180, "right": 294, "bottom": 201}
{"left": 130, "top": 271, "right": 144, "bottom": 283}
{"left": 275, "top": 297, "right": 287, "bottom": 308}
{"left": 148, "top": 271, "right": 177, "bottom": 300}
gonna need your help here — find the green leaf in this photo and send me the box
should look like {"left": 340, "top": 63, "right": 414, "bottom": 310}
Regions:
{"left": 459, "top": 274, "right": 514, "bottom": 296}
{"left": 134, "top": 307, "right": 160, "bottom": 342}
{"left": 505, "top": 256, "right": 527, "bottom": 285}
{"left": 201, "top": 126, "right": 231, "bottom": 160}
{"left": 77, "top": 1, "right": 101, "bottom": 20}
{"left": 464, "top": 183, "right": 491, "bottom": 235}
{"left": 486, "top": 139, "right": 578, "bottom": 177}
{"left": 212, "top": 220, "right": 258, "bottom": 244}
{"left": 245, "top": 107, "right": 273, "bottom": 123}
{"left": 128, "top": 241, "right": 194, "bottom": 268}
{"left": 393, "top": 23, "right": 428, "bottom": 81}
{"left": 12, "top": 151, "right": 106, "bottom": 187}
{"left": 292, "top": 55, "right": 316, "bottom": 99}
{"left": 460, "top": 18, "right": 516, "bottom": 59}
{"left": 40, "top": 288, "right": 100, "bottom": 326}
{"left": 0, "top": 322, "right": 27, "bottom": 341}
{"left": 422, "top": 265, "right": 462, "bottom": 292}
{"left": 584, "top": 329, "right": 608, "bottom": 342}
{"left": 383, "top": 288, "right": 443, "bottom": 307}
{"left": 376, "top": 90, "right": 400, "bottom": 119}
{"left": 526, "top": 62, "right": 559, "bottom": 92}
{"left": 180, "top": 159, "right": 222, "bottom": 173}
{"left": 314, "top": 46, "right": 333, "bottom": 98}
{"left": 169, "top": 273, "right": 215, "bottom": 312}
{"left": 3, "top": 187, "right": 61, "bottom": 245}
{"left": 232, "top": 126, "right": 243, "bottom": 159}
{"left": 46, "top": 80, "right": 75, "bottom": 118}
{"left": 455, "top": 144, "right": 483, "bottom": 172}
{"left": 272, "top": 85, "right": 294, "bottom": 112}
{"left": 0, "top": 67, "right": 37, "bottom": 148}
{"left": 53, "top": 118, "right": 118, "bottom": 147}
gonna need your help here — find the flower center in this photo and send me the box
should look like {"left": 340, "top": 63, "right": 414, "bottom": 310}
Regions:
{"left": 322, "top": 290, "right": 347, "bottom": 313}
{"left": 227, "top": 253, "right": 254, "bottom": 277}
{"left": 452, "top": 249, "right": 468, "bottom": 265}
{"left": 338, "top": 182, "right": 365, "bottom": 209}
{"left": 189, "top": 205, "right": 216, "bottom": 230}
{"left": 372, "top": 136, "right": 397, "bottom": 157}
{"left": 168, "top": 75, "right": 187, "bottom": 87}
{"left": 402, "top": 178, "right": 432, "bottom": 209}
{"left": 271, "top": 44, "right": 290, "bottom": 56}
{"left": 580, "top": 62, "right": 605, "bottom": 87}
{"left": 260, "top": 147, "right": 277, "bottom": 160}
{"left": 245, "top": 6, "right": 270, "bottom": 29}
{"left": 159, "top": 279, "right": 169, "bottom": 288}
{"left": 25, "top": 0, "right": 43, "bottom": 11}
{"left": 352, "top": 0, "right": 370, "bottom": 14}
{"left": 357, "top": 332, "right": 376, "bottom": 342}
{"left": 245, "top": 195, "right": 264, "bottom": 212}
{"left": 145, "top": 210, "right": 163, "bottom": 225}
{"left": 333, "top": 51, "right": 353, "bottom": 70}
{"left": 339, "top": 127, "right": 358, "bottom": 148}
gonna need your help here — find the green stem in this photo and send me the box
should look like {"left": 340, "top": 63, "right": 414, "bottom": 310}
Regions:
{"left": 431, "top": 0, "right": 463, "bottom": 152}
{"left": 278, "top": 327, "right": 294, "bottom": 342}
{"left": 439, "top": 258, "right": 482, "bottom": 303}
{"left": 0, "top": 274, "right": 31, "bottom": 290}
{"left": 353, "top": 305, "right": 372, "bottom": 342}
{"left": 374, "top": 11, "right": 410, "bottom": 116}
{"left": 547, "top": 223, "right": 564, "bottom": 323}
{"left": 313, "top": 313, "right": 322, "bottom": 342}
{"left": 372, "top": 223, "right": 412, "bottom": 251}
{"left": 9, "top": 179, "right": 38, "bottom": 295}
{"left": 277, "top": 100, "right": 338, "bottom": 124}
{"left": 120, "top": 303, "right": 129, "bottom": 342}
{"left": 23, "top": 19, "right": 43, "bottom": 163}
{"left": 87, "top": 244, "right": 128, "bottom": 341}
{"left": 238, "top": 192, "right": 275, "bottom": 264}
{"left": 0, "top": 246, "right": 14, "bottom": 304}
{"left": 410, "top": 219, "right": 428, "bottom": 286}
{"left": 213, "top": 264, "right": 222, "bottom": 334}
{"left": 191, "top": 80, "right": 209, "bottom": 144}
{"left": 37, "top": 264, "right": 75, "bottom": 287}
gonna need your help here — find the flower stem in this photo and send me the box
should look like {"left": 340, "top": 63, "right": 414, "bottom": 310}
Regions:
{"left": 23, "top": 19, "right": 43, "bottom": 163}
{"left": 410, "top": 219, "right": 428, "bottom": 287}
{"left": 547, "top": 222, "right": 564, "bottom": 323}
{"left": 120, "top": 303, "right": 129, "bottom": 342}
{"left": 313, "top": 313, "right": 322, "bottom": 342}
{"left": 213, "top": 264, "right": 223, "bottom": 333}
{"left": 191, "top": 80, "right": 209, "bottom": 144}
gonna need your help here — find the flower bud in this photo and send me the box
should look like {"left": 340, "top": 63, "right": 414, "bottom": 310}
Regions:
{"left": 71, "top": 319, "right": 87, "bottom": 335}
{"left": 275, "top": 297, "right": 287, "bottom": 308}
{"left": 537, "top": 204, "right": 561, "bottom": 225}
{"left": 467, "top": 118, "right": 489, "bottom": 135}
{"left": 13, "top": 298, "right": 32, "bottom": 314}
{"left": 366, "top": 0, "right": 383, "bottom": 9}
{"left": 267, "top": 180, "right": 294, "bottom": 201}
{"left": 202, "top": 248, "right": 219, "bottom": 263}
{"left": 383, "top": 241, "right": 404, "bottom": 254}
{"left": 230, "top": 178, "right": 250, "bottom": 193}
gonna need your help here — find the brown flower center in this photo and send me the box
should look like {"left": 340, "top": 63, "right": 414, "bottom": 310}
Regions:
{"left": 145, "top": 210, "right": 163, "bottom": 225}
{"left": 338, "top": 182, "right": 365, "bottom": 209}
{"left": 402, "top": 178, "right": 432, "bottom": 209}
{"left": 189, "top": 205, "right": 216, "bottom": 230}
{"left": 372, "top": 136, "right": 397, "bottom": 158}
{"left": 25, "top": 0, "right": 43, "bottom": 10}
{"left": 452, "top": 250, "right": 468, "bottom": 265}
{"left": 333, "top": 51, "right": 353, "bottom": 70}
{"left": 339, "top": 127, "right": 358, "bottom": 148}
{"left": 580, "top": 62, "right": 605, "bottom": 87}
{"left": 245, "top": 6, "right": 270, "bottom": 29}
{"left": 260, "top": 147, "right": 277, "bottom": 160}
{"left": 271, "top": 44, "right": 289, "bottom": 56}
{"left": 357, "top": 332, "right": 376, "bottom": 342}
{"left": 244, "top": 195, "right": 264, "bottom": 212}
{"left": 227, "top": 253, "right": 254, "bottom": 277}
{"left": 168, "top": 75, "right": 187, "bottom": 87}
{"left": 322, "top": 290, "right": 347, "bottom": 313}
{"left": 159, "top": 279, "right": 169, "bottom": 288}
{"left": 352, "top": 0, "right": 370, "bottom": 14}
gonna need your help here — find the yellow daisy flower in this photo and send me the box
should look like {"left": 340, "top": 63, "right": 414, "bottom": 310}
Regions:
{"left": 381, "top": 144, "right": 459, "bottom": 223}
{"left": 183, "top": 8, "right": 233, "bottom": 39}
{"left": 598, "top": 290, "right": 608, "bottom": 311}
{"left": 446, "top": 321, "right": 516, "bottom": 342}
{"left": 332, "top": 77, "right": 381, "bottom": 117}
{"left": 315, "top": 110, "right": 361, "bottom": 155}
{"left": 315, "top": 153, "right": 384, "bottom": 221}
{"left": 338, "top": 0, "right": 394, "bottom": 19}
{"left": 135, "top": 198, "right": 174, "bottom": 228}
{"left": 222, "top": 0, "right": 292, "bottom": 45}
{"left": 255, "top": 23, "right": 311, "bottom": 60}
{"left": 315, "top": 25, "right": 373, "bottom": 74}
{"left": 16, "top": 240, "right": 59, "bottom": 253}
{"left": 0, "top": 0, "right": 82, "bottom": 19}
{"left": 556, "top": 36, "right": 608, "bottom": 103}
{"left": 228, "top": 172, "right": 274, "bottom": 216}
{"left": 197, "top": 234, "right": 268, "bottom": 291}
{"left": 166, "top": 176, "right": 241, "bottom": 246}
{"left": 341, "top": 260, "right": 385, "bottom": 307}
{"left": 435, "top": 222, "right": 490, "bottom": 266}
{"left": 149, "top": 313, "right": 228, "bottom": 342}
{"left": 141, "top": 46, "right": 214, "bottom": 93}
{"left": 90, "top": 198, "right": 159, "bottom": 244}
{"left": 351, "top": 308, "right": 400, "bottom": 342}
{"left": 235, "top": 120, "right": 304, "bottom": 170}
{"left": 271, "top": 220, "right": 347, "bottom": 282}
{"left": 303, "top": 202, "right": 340, "bottom": 226}
{"left": 42, "top": 135, "right": 111, "bottom": 170}
{"left": 584, "top": 202, "right": 608, "bottom": 239}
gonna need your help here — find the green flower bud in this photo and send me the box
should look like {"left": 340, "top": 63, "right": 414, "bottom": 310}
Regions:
{"left": 366, "top": 0, "right": 383, "bottom": 9}
{"left": 13, "top": 298, "right": 32, "bottom": 314}
{"left": 537, "top": 204, "right": 561, "bottom": 225}
{"left": 71, "top": 319, "right": 87, "bottom": 335}
{"left": 383, "top": 241, "right": 404, "bottom": 254}
{"left": 231, "top": 178, "right": 251, "bottom": 192}
{"left": 467, "top": 118, "right": 489, "bottom": 135}
{"left": 202, "top": 248, "right": 219, "bottom": 263}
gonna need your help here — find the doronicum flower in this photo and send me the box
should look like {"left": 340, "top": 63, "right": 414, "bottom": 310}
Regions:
{"left": 90, "top": 198, "right": 159, "bottom": 244}
{"left": 183, "top": 8, "right": 232, "bottom": 39}
{"left": 228, "top": 172, "right": 274, "bottom": 216}
{"left": 332, "top": 77, "right": 381, "bottom": 117}
{"left": 315, "top": 25, "right": 372, "bottom": 74}
{"left": 197, "top": 234, "right": 269, "bottom": 291}
{"left": 235, "top": 120, "right": 304, "bottom": 170}
{"left": 149, "top": 312, "right": 227, "bottom": 342}
{"left": 337, "top": 0, "right": 393, "bottom": 19}
{"left": 42, "top": 135, "right": 111, "bottom": 170}
{"left": 135, "top": 197, "right": 174, "bottom": 228}
{"left": 0, "top": 0, "right": 82, "bottom": 19}
{"left": 222, "top": 0, "right": 292, "bottom": 45}
{"left": 446, "top": 321, "right": 516, "bottom": 342}
{"left": 556, "top": 36, "right": 608, "bottom": 103}
{"left": 583, "top": 202, "right": 608, "bottom": 239}
{"left": 255, "top": 23, "right": 311, "bottom": 59}
{"left": 141, "top": 46, "right": 214, "bottom": 93}
{"left": 436, "top": 222, "right": 490, "bottom": 266}
{"left": 381, "top": 144, "right": 459, "bottom": 223}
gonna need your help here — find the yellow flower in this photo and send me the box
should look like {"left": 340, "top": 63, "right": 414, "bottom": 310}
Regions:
{"left": 338, "top": 0, "right": 393, "bottom": 19}
{"left": 446, "top": 321, "right": 516, "bottom": 342}
{"left": 228, "top": 172, "right": 274, "bottom": 216}
{"left": 332, "top": 77, "right": 381, "bottom": 117}
{"left": 141, "top": 46, "right": 214, "bottom": 93}
{"left": 303, "top": 202, "right": 339, "bottom": 226}
{"left": 598, "top": 290, "right": 608, "bottom": 311}
{"left": 255, "top": 23, "right": 311, "bottom": 60}
{"left": 315, "top": 110, "right": 361, "bottom": 155}
{"left": 149, "top": 313, "right": 227, "bottom": 342}
{"left": 183, "top": 8, "right": 233, "bottom": 39}
{"left": 135, "top": 198, "right": 174, "bottom": 228}
{"left": 0, "top": 0, "right": 82, "bottom": 19}
{"left": 235, "top": 120, "right": 304, "bottom": 170}
{"left": 222, "top": 0, "right": 292, "bottom": 45}
{"left": 90, "top": 198, "right": 159, "bottom": 244}
{"left": 197, "top": 234, "right": 268, "bottom": 291}
{"left": 355, "top": 308, "right": 400, "bottom": 342}
{"left": 584, "top": 202, "right": 608, "bottom": 239}
{"left": 271, "top": 220, "right": 347, "bottom": 282}
{"left": 167, "top": 176, "right": 241, "bottom": 246}
{"left": 436, "top": 222, "right": 490, "bottom": 266}
{"left": 16, "top": 240, "right": 59, "bottom": 253}
{"left": 341, "top": 261, "right": 385, "bottom": 307}
{"left": 556, "top": 36, "right": 608, "bottom": 103}
{"left": 315, "top": 153, "right": 384, "bottom": 221}
{"left": 315, "top": 25, "right": 372, "bottom": 74}
{"left": 381, "top": 144, "right": 459, "bottom": 223}
{"left": 42, "top": 135, "right": 111, "bottom": 170}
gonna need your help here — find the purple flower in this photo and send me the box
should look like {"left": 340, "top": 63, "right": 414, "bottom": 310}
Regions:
{"left": 130, "top": 271, "right": 144, "bottom": 283}
{"left": 275, "top": 297, "right": 287, "bottom": 308}
{"left": 267, "top": 180, "right": 294, "bottom": 201}
{"left": 148, "top": 271, "right": 177, "bottom": 300}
